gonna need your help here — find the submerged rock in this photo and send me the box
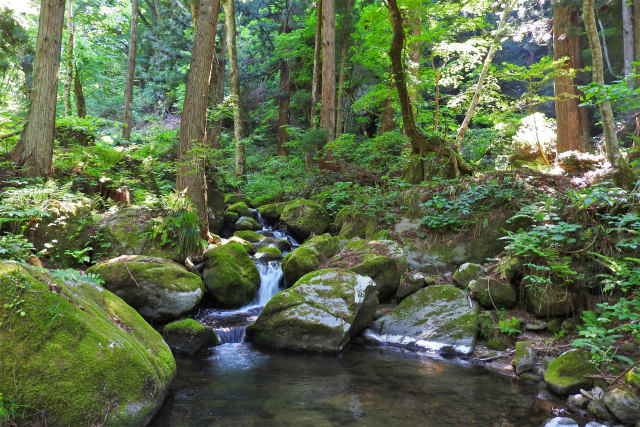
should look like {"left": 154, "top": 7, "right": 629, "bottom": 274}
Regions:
{"left": 468, "top": 277, "right": 516, "bottom": 309}
{"left": 363, "top": 284, "right": 478, "bottom": 355}
{"left": 246, "top": 269, "right": 379, "bottom": 353}
{"left": 327, "top": 239, "right": 408, "bottom": 302}
{"left": 282, "top": 234, "right": 340, "bottom": 286}
{"left": 87, "top": 255, "right": 204, "bottom": 322}
{"left": 202, "top": 243, "right": 260, "bottom": 308}
{"left": 544, "top": 349, "right": 598, "bottom": 395}
{"left": 162, "top": 319, "right": 220, "bottom": 355}
{"left": 0, "top": 261, "right": 175, "bottom": 426}
{"left": 280, "top": 199, "right": 330, "bottom": 240}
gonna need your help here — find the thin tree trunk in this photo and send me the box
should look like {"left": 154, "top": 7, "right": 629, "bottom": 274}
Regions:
{"left": 408, "top": 13, "right": 421, "bottom": 122}
{"left": 63, "top": 0, "right": 73, "bottom": 117}
{"left": 11, "top": 0, "right": 66, "bottom": 177}
{"left": 277, "top": 0, "right": 291, "bottom": 155}
{"left": 320, "top": 0, "right": 336, "bottom": 140}
{"left": 597, "top": 18, "right": 615, "bottom": 77}
{"left": 335, "top": 0, "right": 352, "bottom": 137}
{"left": 207, "top": 28, "right": 225, "bottom": 149}
{"left": 123, "top": 0, "right": 139, "bottom": 140}
{"left": 455, "top": 0, "right": 515, "bottom": 150}
{"left": 433, "top": 63, "right": 441, "bottom": 132}
{"left": 634, "top": 0, "right": 640, "bottom": 90}
{"left": 553, "top": 3, "right": 587, "bottom": 153}
{"left": 623, "top": 0, "right": 634, "bottom": 80}
{"left": 378, "top": 97, "right": 394, "bottom": 135}
{"left": 310, "top": 0, "right": 322, "bottom": 128}
{"left": 222, "top": 0, "right": 246, "bottom": 178}
{"left": 177, "top": 0, "right": 220, "bottom": 239}
{"left": 73, "top": 64, "right": 86, "bottom": 118}
{"left": 584, "top": 0, "right": 637, "bottom": 189}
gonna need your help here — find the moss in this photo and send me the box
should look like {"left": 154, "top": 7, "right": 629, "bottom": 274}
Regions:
{"left": 203, "top": 243, "right": 260, "bottom": 308}
{"left": 234, "top": 230, "right": 264, "bottom": 243}
{"left": 452, "top": 263, "right": 482, "bottom": 288}
{"left": 226, "top": 202, "right": 252, "bottom": 217}
{"left": 258, "top": 202, "right": 288, "bottom": 223}
{"left": 468, "top": 277, "right": 516, "bottom": 309}
{"left": 280, "top": 199, "right": 330, "bottom": 240}
{"left": 256, "top": 246, "right": 283, "bottom": 260}
{"left": 224, "top": 193, "right": 250, "bottom": 206}
{"left": 234, "top": 216, "right": 261, "bottom": 231}
{"left": 625, "top": 365, "right": 640, "bottom": 388}
{"left": 162, "top": 319, "right": 219, "bottom": 354}
{"left": 335, "top": 208, "right": 379, "bottom": 239}
{"left": 544, "top": 349, "right": 598, "bottom": 395}
{"left": 282, "top": 234, "right": 340, "bottom": 286}
{"left": 0, "top": 261, "right": 175, "bottom": 426}
{"left": 226, "top": 236, "right": 254, "bottom": 253}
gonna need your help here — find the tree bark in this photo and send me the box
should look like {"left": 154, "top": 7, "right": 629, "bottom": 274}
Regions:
{"left": 123, "top": 0, "right": 139, "bottom": 140}
{"left": 623, "top": 0, "right": 634, "bottom": 80}
{"left": 320, "top": 0, "right": 336, "bottom": 140}
{"left": 335, "top": 0, "right": 352, "bottom": 137}
{"left": 277, "top": 0, "right": 291, "bottom": 155}
{"left": 407, "top": 13, "right": 421, "bottom": 122}
{"left": 177, "top": 0, "right": 220, "bottom": 239}
{"left": 12, "top": 0, "right": 66, "bottom": 177}
{"left": 378, "top": 97, "right": 394, "bottom": 135}
{"left": 553, "top": 3, "right": 588, "bottom": 153}
{"left": 455, "top": 0, "right": 515, "bottom": 150}
{"left": 73, "top": 64, "right": 86, "bottom": 118}
{"left": 222, "top": 0, "right": 246, "bottom": 178}
{"left": 634, "top": 0, "right": 640, "bottom": 90}
{"left": 584, "top": 0, "right": 637, "bottom": 189}
{"left": 207, "top": 28, "right": 226, "bottom": 149}
{"left": 310, "top": 0, "right": 322, "bottom": 128}
{"left": 63, "top": 0, "right": 73, "bottom": 117}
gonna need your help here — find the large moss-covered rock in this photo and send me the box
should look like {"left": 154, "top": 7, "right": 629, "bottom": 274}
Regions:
{"left": 282, "top": 234, "right": 340, "bottom": 286}
{"left": 162, "top": 319, "right": 220, "bottom": 355}
{"left": 0, "top": 261, "right": 175, "bottom": 426}
{"left": 469, "top": 277, "right": 516, "bottom": 309}
{"left": 86, "top": 255, "right": 204, "bottom": 322}
{"left": 544, "top": 349, "right": 598, "bottom": 395}
{"left": 258, "top": 202, "right": 288, "bottom": 223}
{"left": 335, "top": 208, "right": 379, "bottom": 239}
{"left": 603, "top": 386, "right": 640, "bottom": 424}
{"left": 280, "top": 199, "right": 330, "bottom": 240}
{"left": 452, "top": 263, "right": 482, "bottom": 289}
{"left": 202, "top": 243, "right": 260, "bottom": 308}
{"left": 226, "top": 202, "right": 252, "bottom": 218}
{"left": 255, "top": 246, "right": 283, "bottom": 261}
{"left": 246, "top": 269, "right": 379, "bottom": 352}
{"left": 327, "top": 239, "right": 407, "bottom": 302}
{"left": 526, "top": 285, "right": 576, "bottom": 319}
{"left": 363, "top": 285, "right": 478, "bottom": 355}
{"left": 97, "top": 206, "right": 178, "bottom": 261}
{"left": 234, "top": 216, "right": 261, "bottom": 231}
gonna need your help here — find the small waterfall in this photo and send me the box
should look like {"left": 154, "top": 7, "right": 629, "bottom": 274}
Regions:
{"left": 253, "top": 261, "right": 284, "bottom": 306}
{"left": 215, "top": 326, "right": 247, "bottom": 344}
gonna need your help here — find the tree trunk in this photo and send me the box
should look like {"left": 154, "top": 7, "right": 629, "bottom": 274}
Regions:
{"left": 123, "top": 0, "right": 139, "bottom": 140}
{"left": 455, "top": 0, "right": 515, "bottom": 150}
{"left": 378, "top": 97, "right": 394, "bottom": 135}
{"left": 177, "top": 0, "right": 220, "bottom": 239}
{"left": 310, "top": 0, "right": 322, "bottom": 128}
{"left": 634, "top": 0, "right": 640, "bottom": 90}
{"left": 553, "top": 3, "right": 588, "bottom": 153}
{"left": 320, "top": 0, "right": 336, "bottom": 140}
{"left": 407, "top": 13, "right": 421, "bottom": 122}
{"left": 335, "top": 0, "right": 352, "bottom": 137}
{"left": 584, "top": 0, "right": 637, "bottom": 189}
{"left": 12, "top": 0, "right": 66, "bottom": 177}
{"left": 277, "top": 0, "right": 291, "bottom": 155}
{"left": 623, "top": 0, "right": 634, "bottom": 80}
{"left": 207, "top": 28, "right": 226, "bottom": 149}
{"left": 73, "top": 64, "right": 86, "bottom": 118}
{"left": 222, "top": 0, "right": 246, "bottom": 178}
{"left": 63, "top": 0, "right": 73, "bottom": 117}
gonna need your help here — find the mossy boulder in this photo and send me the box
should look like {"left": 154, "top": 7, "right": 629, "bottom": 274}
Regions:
{"left": 162, "top": 319, "right": 220, "bottom": 355}
{"left": 254, "top": 236, "right": 290, "bottom": 252}
{"left": 225, "top": 236, "right": 254, "bottom": 253}
{"left": 86, "top": 255, "right": 204, "bottom": 322}
{"left": 234, "top": 230, "right": 265, "bottom": 243}
{"left": 512, "top": 341, "right": 536, "bottom": 375}
{"left": 258, "top": 202, "right": 288, "bottom": 223}
{"left": 526, "top": 285, "right": 576, "bottom": 319}
{"left": 255, "top": 246, "right": 283, "bottom": 261}
{"left": 202, "top": 243, "right": 260, "bottom": 308}
{"left": 469, "top": 277, "right": 516, "bottom": 309}
{"left": 224, "top": 211, "right": 239, "bottom": 226}
{"left": 327, "top": 239, "right": 407, "bottom": 302}
{"left": 603, "top": 386, "right": 640, "bottom": 424}
{"left": 234, "top": 216, "right": 261, "bottom": 231}
{"left": 282, "top": 234, "right": 340, "bottom": 286}
{"left": 625, "top": 365, "right": 640, "bottom": 388}
{"left": 0, "top": 261, "right": 175, "bottom": 426}
{"left": 97, "top": 206, "right": 179, "bottom": 261}
{"left": 395, "top": 270, "right": 426, "bottom": 300}
{"left": 364, "top": 284, "right": 478, "bottom": 355}
{"left": 226, "top": 202, "right": 252, "bottom": 218}
{"left": 335, "top": 208, "right": 379, "bottom": 239}
{"left": 246, "top": 269, "right": 379, "bottom": 352}
{"left": 452, "top": 263, "right": 482, "bottom": 289}
{"left": 280, "top": 199, "right": 330, "bottom": 240}
{"left": 544, "top": 349, "right": 598, "bottom": 395}
{"left": 224, "top": 193, "right": 250, "bottom": 206}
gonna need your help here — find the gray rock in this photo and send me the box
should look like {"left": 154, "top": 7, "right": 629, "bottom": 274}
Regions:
{"left": 526, "top": 319, "right": 548, "bottom": 331}
{"left": 562, "top": 317, "right": 578, "bottom": 333}
{"left": 363, "top": 284, "right": 478, "bottom": 355}
{"left": 282, "top": 234, "right": 340, "bottom": 286}
{"left": 567, "top": 393, "right": 590, "bottom": 409}
{"left": 544, "top": 417, "right": 579, "bottom": 427}
{"left": 468, "top": 277, "right": 516, "bottom": 309}
{"left": 588, "top": 399, "right": 615, "bottom": 422}
{"left": 452, "top": 263, "right": 482, "bottom": 288}
{"left": 547, "top": 318, "right": 563, "bottom": 334}
{"left": 280, "top": 199, "right": 330, "bottom": 240}
{"left": 234, "top": 216, "right": 261, "bottom": 231}
{"left": 604, "top": 386, "right": 640, "bottom": 424}
{"left": 584, "top": 422, "right": 609, "bottom": 427}
{"left": 513, "top": 341, "right": 536, "bottom": 375}
{"left": 246, "top": 269, "right": 379, "bottom": 352}
{"left": 526, "top": 285, "right": 576, "bottom": 319}
{"left": 395, "top": 270, "right": 426, "bottom": 300}
{"left": 544, "top": 349, "right": 598, "bottom": 395}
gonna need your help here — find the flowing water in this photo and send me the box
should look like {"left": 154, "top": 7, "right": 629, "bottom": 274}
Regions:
{"left": 151, "top": 212, "right": 566, "bottom": 426}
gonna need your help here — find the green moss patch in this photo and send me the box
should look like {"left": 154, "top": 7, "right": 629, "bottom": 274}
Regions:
{"left": 203, "top": 243, "right": 260, "bottom": 308}
{"left": 544, "top": 349, "right": 598, "bottom": 395}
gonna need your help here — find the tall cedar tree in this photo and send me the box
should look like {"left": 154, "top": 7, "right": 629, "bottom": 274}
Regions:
{"left": 277, "top": 0, "right": 292, "bottom": 155}
{"left": 320, "top": 0, "right": 336, "bottom": 139}
{"left": 335, "top": 0, "right": 352, "bottom": 137}
{"left": 123, "top": 0, "right": 139, "bottom": 140}
{"left": 11, "top": 0, "right": 66, "bottom": 177}
{"left": 177, "top": 0, "right": 220, "bottom": 239}
{"left": 63, "top": 0, "right": 73, "bottom": 117}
